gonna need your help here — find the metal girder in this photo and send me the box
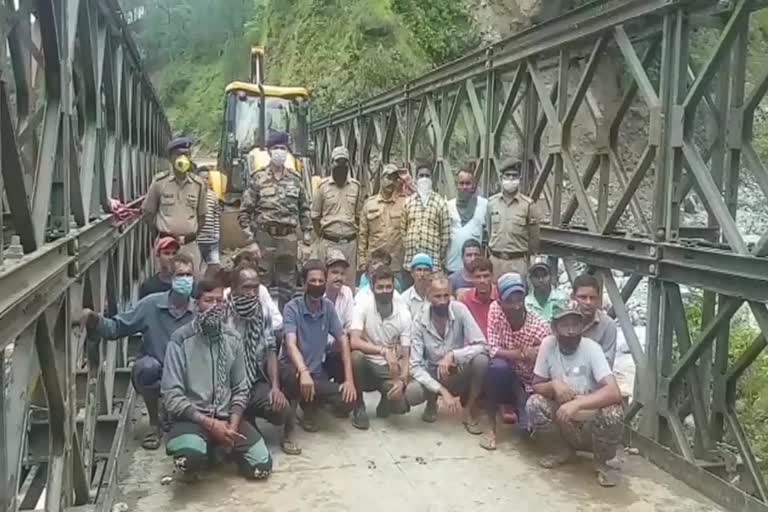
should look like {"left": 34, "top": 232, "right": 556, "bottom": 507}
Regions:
{"left": 0, "top": 0, "right": 167, "bottom": 510}
{"left": 311, "top": 1, "right": 768, "bottom": 509}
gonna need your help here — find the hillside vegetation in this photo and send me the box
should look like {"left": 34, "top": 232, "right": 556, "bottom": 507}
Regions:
{"left": 125, "top": 0, "right": 478, "bottom": 149}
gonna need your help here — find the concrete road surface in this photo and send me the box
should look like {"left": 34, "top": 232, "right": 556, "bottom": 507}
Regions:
{"left": 117, "top": 397, "right": 723, "bottom": 512}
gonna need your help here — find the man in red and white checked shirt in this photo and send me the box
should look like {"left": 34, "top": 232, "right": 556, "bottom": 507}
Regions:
{"left": 481, "top": 272, "right": 551, "bottom": 450}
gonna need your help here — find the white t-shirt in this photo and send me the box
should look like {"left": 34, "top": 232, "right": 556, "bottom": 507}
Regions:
{"left": 533, "top": 335, "right": 612, "bottom": 395}
{"left": 350, "top": 297, "right": 412, "bottom": 366}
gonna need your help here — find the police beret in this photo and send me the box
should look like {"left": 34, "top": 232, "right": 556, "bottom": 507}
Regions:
{"left": 166, "top": 137, "right": 194, "bottom": 154}
{"left": 266, "top": 131, "right": 290, "bottom": 148}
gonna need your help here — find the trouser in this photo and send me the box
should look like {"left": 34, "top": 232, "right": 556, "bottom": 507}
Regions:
{"left": 198, "top": 240, "right": 221, "bottom": 266}
{"left": 489, "top": 254, "right": 528, "bottom": 279}
{"left": 178, "top": 240, "right": 203, "bottom": 277}
{"left": 255, "top": 231, "right": 298, "bottom": 310}
{"left": 132, "top": 355, "right": 167, "bottom": 428}
{"left": 484, "top": 357, "right": 531, "bottom": 427}
{"left": 312, "top": 237, "right": 357, "bottom": 287}
{"left": 526, "top": 394, "right": 624, "bottom": 463}
{"left": 405, "top": 353, "right": 490, "bottom": 407}
{"left": 350, "top": 351, "right": 408, "bottom": 414}
{"left": 245, "top": 381, "right": 292, "bottom": 426}
{"left": 323, "top": 350, "right": 345, "bottom": 383}
{"left": 279, "top": 361, "right": 354, "bottom": 417}
{"left": 165, "top": 420, "right": 272, "bottom": 476}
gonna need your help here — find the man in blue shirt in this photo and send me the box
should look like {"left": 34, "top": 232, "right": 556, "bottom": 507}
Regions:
{"left": 81, "top": 253, "right": 197, "bottom": 450}
{"left": 280, "top": 259, "right": 357, "bottom": 432}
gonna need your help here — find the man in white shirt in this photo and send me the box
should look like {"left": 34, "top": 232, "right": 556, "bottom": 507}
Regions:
{"left": 349, "top": 266, "right": 413, "bottom": 430}
{"left": 400, "top": 253, "right": 435, "bottom": 320}
{"left": 324, "top": 250, "right": 356, "bottom": 382}
{"left": 446, "top": 168, "right": 487, "bottom": 274}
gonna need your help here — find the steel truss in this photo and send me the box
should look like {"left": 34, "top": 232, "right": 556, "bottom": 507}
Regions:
{"left": 312, "top": 1, "right": 768, "bottom": 510}
{"left": 0, "top": 0, "right": 168, "bottom": 510}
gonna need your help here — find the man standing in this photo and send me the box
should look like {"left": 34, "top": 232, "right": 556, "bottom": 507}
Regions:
{"left": 481, "top": 273, "right": 551, "bottom": 450}
{"left": 446, "top": 168, "right": 487, "bottom": 274}
{"left": 81, "top": 254, "right": 197, "bottom": 450}
{"left": 196, "top": 166, "right": 222, "bottom": 275}
{"left": 312, "top": 147, "right": 363, "bottom": 286}
{"left": 572, "top": 273, "right": 617, "bottom": 368}
{"left": 139, "top": 236, "right": 179, "bottom": 298}
{"left": 239, "top": 131, "right": 312, "bottom": 309}
{"left": 458, "top": 258, "right": 497, "bottom": 337}
{"left": 528, "top": 302, "right": 623, "bottom": 487}
{"left": 359, "top": 164, "right": 406, "bottom": 286}
{"left": 401, "top": 163, "right": 451, "bottom": 274}
{"left": 400, "top": 253, "right": 435, "bottom": 320}
{"left": 226, "top": 262, "right": 300, "bottom": 455}
{"left": 487, "top": 160, "right": 541, "bottom": 277}
{"left": 280, "top": 260, "right": 357, "bottom": 432}
{"left": 526, "top": 259, "right": 568, "bottom": 322}
{"left": 143, "top": 137, "right": 207, "bottom": 272}
{"left": 349, "top": 266, "right": 413, "bottom": 430}
{"left": 163, "top": 278, "right": 273, "bottom": 480}
{"left": 323, "top": 250, "right": 355, "bottom": 383}
{"left": 406, "top": 277, "right": 489, "bottom": 432}
{"left": 449, "top": 239, "right": 482, "bottom": 293}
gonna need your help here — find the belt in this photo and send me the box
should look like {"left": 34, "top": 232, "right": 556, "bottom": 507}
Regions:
{"left": 159, "top": 232, "right": 196, "bottom": 244}
{"left": 260, "top": 224, "right": 295, "bottom": 237}
{"left": 322, "top": 233, "right": 357, "bottom": 244}
{"left": 490, "top": 249, "right": 527, "bottom": 260}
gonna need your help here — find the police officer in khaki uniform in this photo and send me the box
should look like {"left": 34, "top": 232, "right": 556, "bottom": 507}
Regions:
{"left": 142, "top": 137, "right": 207, "bottom": 272}
{"left": 486, "top": 160, "right": 541, "bottom": 277}
{"left": 359, "top": 164, "right": 407, "bottom": 285}
{"left": 239, "top": 131, "right": 312, "bottom": 309}
{"left": 311, "top": 146, "right": 363, "bottom": 287}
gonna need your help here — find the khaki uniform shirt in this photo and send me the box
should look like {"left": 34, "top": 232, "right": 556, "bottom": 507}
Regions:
{"left": 239, "top": 165, "right": 311, "bottom": 240}
{"left": 487, "top": 192, "right": 540, "bottom": 254}
{"left": 359, "top": 194, "right": 406, "bottom": 271}
{"left": 143, "top": 172, "right": 207, "bottom": 237}
{"left": 311, "top": 177, "right": 363, "bottom": 238}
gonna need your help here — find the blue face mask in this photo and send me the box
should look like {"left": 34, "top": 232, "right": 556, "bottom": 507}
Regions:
{"left": 172, "top": 276, "right": 194, "bottom": 297}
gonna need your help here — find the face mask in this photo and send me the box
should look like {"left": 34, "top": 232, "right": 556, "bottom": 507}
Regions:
{"left": 174, "top": 155, "right": 192, "bottom": 174}
{"left": 433, "top": 303, "right": 450, "bottom": 317}
{"left": 270, "top": 148, "right": 288, "bottom": 167}
{"left": 332, "top": 164, "right": 348, "bottom": 181}
{"left": 417, "top": 177, "right": 433, "bottom": 196}
{"left": 306, "top": 284, "right": 326, "bottom": 299}
{"left": 502, "top": 178, "right": 520, "bottom": 194}
{"left": 231, "top": 293, "right": 260, "bottom": 317}
{"left": 199, "top": 304, "right": 225, "bottom": 336}
{"left": 374, "top": 291, "right": 394, "bottom": 307}
{"left": 171, "top": 276, "right": 194, "bottom": 297}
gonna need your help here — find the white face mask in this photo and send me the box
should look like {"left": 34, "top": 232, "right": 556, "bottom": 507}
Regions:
{"left": 502, "top": 178, "right": 520, "bottom": 194}
{"left": 417, "top": 177, "right": 433, "bottom": 195}
{"left": 270, "top": 148, "right": 288, "bottom": 167}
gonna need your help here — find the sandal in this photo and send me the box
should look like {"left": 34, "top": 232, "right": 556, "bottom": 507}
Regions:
{"left": 479, "top": 435, "right": 497, "bottom": 451}
{"left": 596, "top": 465, "right": 619, "bottom": 487}
{"left": 280, "top": 439, "right": 302, "bottom": 456}
{"left": 463, "top": 418, "right": 483, "bottom": 436}
{"left": 142, "top": 430, "right": 161, "bottom": 450}
{"left": 539, "top": 449, "right": 575, "bottom": 469}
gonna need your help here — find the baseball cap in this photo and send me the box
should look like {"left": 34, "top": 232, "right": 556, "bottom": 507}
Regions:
{"left": 529, "top": 257, "right": 550, "bottom": 274}
{"left": 497, "top": 272, "right": 527, "bottom": 301}
{"left": 382, "top": 163, "right": 400, "bottom": 176}
{"left": 331, "top": 146, "right": 350, "bottom": 162}
{"left": 154, "top": 236, "right": 180, "bottom": 254}
{"left": 326, "top": 249, "right": 349, "bottom": 268}
{"left": 551, "top": 301, "right": 584, "bottom": 322}
{"left": 410, "top": 253, "right": 434, "bottom": 271}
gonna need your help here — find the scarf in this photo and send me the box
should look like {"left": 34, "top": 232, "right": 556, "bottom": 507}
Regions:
{"left": 197, "top": 305, "right": 229, "bottom": 411}
{"left": 230, "top": 294, "right": 266, "bottom": 387}
{"left": 456, "top": 193, "right": 478, "bottom": 225}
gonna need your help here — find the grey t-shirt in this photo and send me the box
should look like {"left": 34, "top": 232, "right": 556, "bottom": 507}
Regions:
{"left": 533, "top": 335, "right": 613, "bottom": 395}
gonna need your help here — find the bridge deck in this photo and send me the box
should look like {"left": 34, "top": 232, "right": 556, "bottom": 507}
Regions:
{"left": 117, "top": 397, "right": 723, "bottom": 512}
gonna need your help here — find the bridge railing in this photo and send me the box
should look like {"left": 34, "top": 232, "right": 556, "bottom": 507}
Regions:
{"left": 0, "top": 0, "right": 168, "bottom": 510}
{"left": 312, "top": 1, "right": 768, "bottom": 510}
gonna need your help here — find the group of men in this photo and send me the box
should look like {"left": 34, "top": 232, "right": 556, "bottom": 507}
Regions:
{"left": 87, "top": 133, "right": 625, "bottom": 487}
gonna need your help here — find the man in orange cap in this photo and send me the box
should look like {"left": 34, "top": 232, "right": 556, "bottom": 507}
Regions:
{"left": 140, "top": 236, "right": 181, "bottom": 298}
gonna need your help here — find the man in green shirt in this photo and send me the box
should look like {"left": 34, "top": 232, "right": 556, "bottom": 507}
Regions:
{"left": 525, "top": 259, "right": 567, "bottom": 322}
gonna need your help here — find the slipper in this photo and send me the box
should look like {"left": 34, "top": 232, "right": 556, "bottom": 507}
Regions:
{"left": 280, "top": 439, "right": 302, "bottom": 456}
{"left": 142, "top": 431, "right": 161, "bottom": 450}
{"left": 463, "top": 418, "right": 483, "bottom": 435}
{"left": 479, "top": 435, "right": 497, "bottom": 451}
{"left": 597, "top": 465, "right": 619, "bottom": 487}
{"left": 539, "top": 450, "right": 575, "bottom": 469}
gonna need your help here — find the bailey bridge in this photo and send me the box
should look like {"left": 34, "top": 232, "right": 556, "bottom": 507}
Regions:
{"left": 2, "top": 0, "right": 768, "bottom": 511}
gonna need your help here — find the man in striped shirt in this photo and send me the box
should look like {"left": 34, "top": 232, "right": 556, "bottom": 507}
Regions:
{"left": 196, "top": 167, "right": 221, "bottom": 273}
